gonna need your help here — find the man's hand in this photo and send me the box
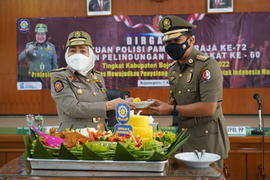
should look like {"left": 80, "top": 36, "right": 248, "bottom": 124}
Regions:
{"left": 147, "top": 99, "right": 173, "bottom": 115}
{"left": 106, "top": 98, "right": 136, "bottom": 111}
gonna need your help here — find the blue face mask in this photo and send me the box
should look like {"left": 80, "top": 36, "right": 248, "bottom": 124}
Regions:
{"left": 165, "top": 40, "right": 190, "bottom": 60}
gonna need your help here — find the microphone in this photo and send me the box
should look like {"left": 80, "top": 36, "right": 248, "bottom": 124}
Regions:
{"left": 252, "top": 93, "right": 263, "bottom": 134}
{"left": 253, "top": 93, "right": 262, "bottom": 105}
{"left": 252, "top": 93, "right": 266, "bottom": 178}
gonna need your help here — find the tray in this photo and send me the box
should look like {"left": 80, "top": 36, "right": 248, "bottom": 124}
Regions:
{"left": 27, "top": 158, "right": 168, "bottom": 172}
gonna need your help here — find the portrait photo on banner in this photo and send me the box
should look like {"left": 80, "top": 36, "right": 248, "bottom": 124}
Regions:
{"left": 86, "top": 0, "right": 111, "bottom": 16}
{"left": 207, "top": 0, "right": 233, "bottom": 13}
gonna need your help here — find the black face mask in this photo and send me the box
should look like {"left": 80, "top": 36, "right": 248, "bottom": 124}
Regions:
{"left": 165, "top": 40, "right": 190, "bottom": 60}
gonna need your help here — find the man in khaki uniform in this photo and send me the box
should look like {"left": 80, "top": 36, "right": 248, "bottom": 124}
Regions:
{"left": 51, "top": 31, "right": 134, "bottom": 131}
{"left": 148, "top": 16, "right": 230, "bottom": 169}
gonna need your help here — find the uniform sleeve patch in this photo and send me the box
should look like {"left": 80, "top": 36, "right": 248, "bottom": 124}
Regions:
{"left": 54, "top": 80, "right": 64, "bottom": 92}
{"left": 201, "top": 69, "right": 211, "bottom": 81}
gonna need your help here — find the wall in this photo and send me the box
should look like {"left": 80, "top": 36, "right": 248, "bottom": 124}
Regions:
{"left": 0, "top": 0, "right": 270, "bottom": 115}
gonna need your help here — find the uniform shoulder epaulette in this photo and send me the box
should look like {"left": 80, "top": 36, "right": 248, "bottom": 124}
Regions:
{"left": 196, "top": 54, "right": 210, "bottom": 61}
{"left": 51, "top": 67, "right": 66, "bottom": 72}
{"left": 169, "top": 61, "right": 176, "bottom": 68}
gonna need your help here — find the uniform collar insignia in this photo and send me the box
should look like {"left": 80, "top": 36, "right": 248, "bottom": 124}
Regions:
{"left": 66, "top": 67, "right": 82, "bottom": 82}
{"left": 184, "top": 48, "right": 199, "bottom": 66}
{"left": 184, "top": 59, "right": 194, "bottom": 67}
{"left": 169, "top": 61, "right": 176, "bottom": 68}
{"left": 91, "top": 73, "right": 98, "bottom": 80}
{"left": 68, "top": 75, "right": 78, "bottom": 81}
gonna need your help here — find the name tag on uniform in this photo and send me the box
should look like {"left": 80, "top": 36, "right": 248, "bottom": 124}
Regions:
{"left": 227, "top": 126, "right": 246, "bottom": 136}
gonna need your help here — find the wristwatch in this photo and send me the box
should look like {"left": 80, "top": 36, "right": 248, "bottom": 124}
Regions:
{"left": 171, "top": 104, "right": 179, "bottom": 116}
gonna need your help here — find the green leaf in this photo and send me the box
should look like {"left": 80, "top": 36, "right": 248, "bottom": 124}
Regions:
{"left": 82, "top": 144, "right": 103, "bottom": 160}
{"left": 148, "top": 151, "right": 167, "bottom": 161}
{"left": 166, "top": 129, "right": 187, "bottom": 153}
{"left": 32, "top": 138, "right": 53, "bottom": 159}
{"left": 157, "top": 124, "right": 160, "bottom": 131}
{"left": 114, "top": 142, "right": 136, "bottom": 161}
{"left": 166, "top": 133, "right": 190, "bottom": 158}
{"left": 23, "top": 135, "right": 32, "bottom": 159}
{"left": 165, "top": 129, "right": 190, "bottom": 157}
{"left": 30, "top": 128, "right": 37, "bottom": 140}
{"left": 58, "top": 144, "right": 79, "bottom": 160}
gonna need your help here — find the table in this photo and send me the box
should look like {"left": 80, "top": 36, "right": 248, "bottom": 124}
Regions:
{"left": 0, "top": 156, "right": 224, "bottom": 179}
{"left": 2, "top": 128, "right": 270, "bottom": 179}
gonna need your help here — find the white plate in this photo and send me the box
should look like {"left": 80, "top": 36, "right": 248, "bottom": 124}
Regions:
{"left": 134, "top": 101, "right": 154, "bottom": 108}
{"left": 174, "top": 152, "right": 221, "bottom": 168}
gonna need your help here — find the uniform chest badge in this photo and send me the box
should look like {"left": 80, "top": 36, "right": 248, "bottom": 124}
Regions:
{"left": 76, "top": 88, "right": 83, "bottom": 95}
{"left": 187, "top": 72, "right": 193, "bottom": 83}
{"left": 201, "top": 70, "right": 211, "bottom": 81}
{"left": 54, "top": 80, "right": 64, "bottom": 93}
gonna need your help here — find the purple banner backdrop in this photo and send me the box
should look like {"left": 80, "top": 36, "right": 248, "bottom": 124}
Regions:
{"left": 16, "top": 12, "right": 270, "bottom": 90}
